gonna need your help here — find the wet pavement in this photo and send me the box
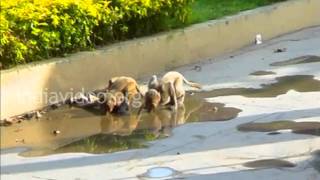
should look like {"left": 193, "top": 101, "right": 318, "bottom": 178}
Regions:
{"left": 1, "top": 26, "right": 320, "bottom": 180}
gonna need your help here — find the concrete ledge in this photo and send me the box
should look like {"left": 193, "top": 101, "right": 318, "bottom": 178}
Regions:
{"left": 1, "top": 0, "right": 320, "bottom": 119}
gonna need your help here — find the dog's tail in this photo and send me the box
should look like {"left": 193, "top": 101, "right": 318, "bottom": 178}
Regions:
{"left": 182, "top": 76, "right": 202, "bottom": 89}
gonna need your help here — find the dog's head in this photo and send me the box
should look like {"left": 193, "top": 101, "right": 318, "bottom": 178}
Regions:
{"left": 105, "top": 91, "right": 125, "bottom": 113}
{"left": 144, "top": 89, "right": 161, "bottom": 112}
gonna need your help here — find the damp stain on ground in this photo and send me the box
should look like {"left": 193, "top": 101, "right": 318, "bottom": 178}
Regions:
{"left": 243, "top": 159, "right": 296, "bottom": 168}
{"left": 250, "top": 71, "right": 276, "bottom": 76}
{"left": 237, "top": 121, "right": 320, "bottom": 136}
{"left": 270, "top": 55, "right": 320, "bottom": 66}
{"left": 1, "top": 93, "right": 241, "bottom": 157}
{"left": 195, "top": 75, "right": 320, "bottom": 98}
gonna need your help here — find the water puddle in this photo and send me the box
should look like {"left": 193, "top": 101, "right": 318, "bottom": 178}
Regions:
{"left": 187, "top": 102, "right": 241, "bottom": 122}
{"left": 138, "top": 167, "right": 179, "bottom": 179}
{"left": 270, "top": 55, "right": 320, "bottom": 66}
{"left": 237, "top": 121, "right": 320, "bottom": 136}
{"left": 20, "top": 131, "right": 153, "bottom": 157}
{"left": 196, "top": 75, "right": 320, "bottom": 98}
{"left": 243, "top": 159, "right": 296, "bottom": 168}
{"left": 1, "top": 94, "right": 241, "bottom": 157}
{"left": 250, "top": 71, "right": 276, "bottom": 76}
{"left": 311, "top": 150, "right": 320, "bottom": 173}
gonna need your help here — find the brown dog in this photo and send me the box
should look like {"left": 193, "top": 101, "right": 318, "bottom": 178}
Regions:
{"left": 143, "top": 89, "right": 161, "bottom": 112}
{"left": 104, "top": 76, "right": 142, "bottom": 114}
{"left": 144, "top": 71, "right": 201, "bottom": 112}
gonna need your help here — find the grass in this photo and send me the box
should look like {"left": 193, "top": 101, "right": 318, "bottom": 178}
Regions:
{"left": 166, "top": 0, "right": 287, "bottom": 29}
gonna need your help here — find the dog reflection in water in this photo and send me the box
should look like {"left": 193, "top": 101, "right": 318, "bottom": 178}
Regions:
{"left": 100, "top": 103, "right": 200, "bottom": 138}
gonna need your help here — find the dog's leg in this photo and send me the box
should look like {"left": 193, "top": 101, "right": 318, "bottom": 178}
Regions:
{"left": 177, "top": 94, "right": 185, "bottom": 106}
{"left": 168, "top": 82, "right": 178, "bottom": 111}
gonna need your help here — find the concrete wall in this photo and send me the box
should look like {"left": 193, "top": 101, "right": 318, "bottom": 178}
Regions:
{"left": 1, "top": 0, "right": 320, "bottom": 119}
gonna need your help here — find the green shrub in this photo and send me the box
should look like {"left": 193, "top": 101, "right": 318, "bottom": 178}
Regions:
{"left": 0, "top": 0, "right": 192, "bottom": 69}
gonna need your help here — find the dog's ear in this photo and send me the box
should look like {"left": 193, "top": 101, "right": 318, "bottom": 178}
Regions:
{"left": 148, "top": 75, "right": 159, "bottom": 90}
{"left": 123, "top": 90, "right": 129, "bottom": 99}
{"left": 107, "top": 79, "right": 113, "bottom": 90}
